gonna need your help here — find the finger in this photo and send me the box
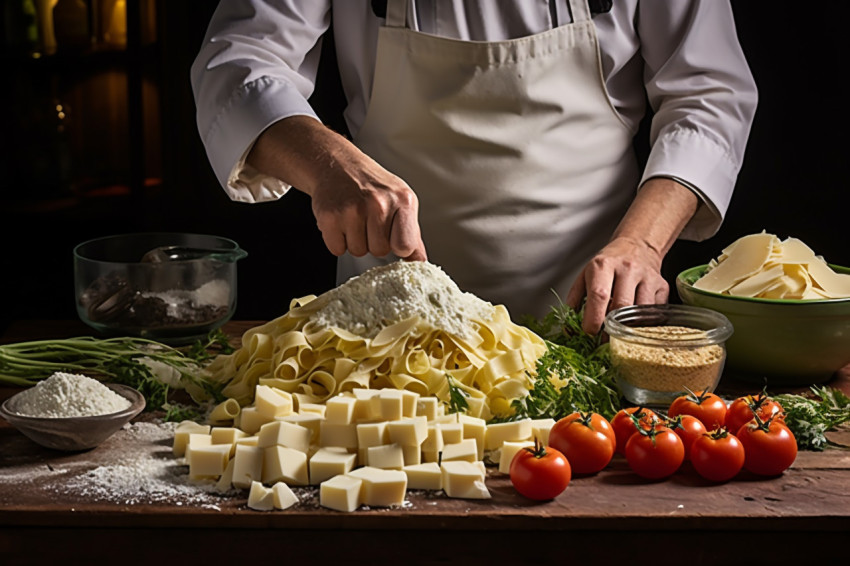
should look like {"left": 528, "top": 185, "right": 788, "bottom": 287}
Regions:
{"left": 389, "top": 205, "right": 425, "bottom": 260}
{"left": 582, "top": 267, "right": 616, "bottom": 335}
{"left": 342, "top": 209, "right": 369, "bottom": 257}
{"left": 403, "top": 241, "right": 428, "bottom": 262}
{"left": 315, "top": 212, "right": 347, "bottom": 257}
{"left": 609, "top": 270, "right": 640, "bottom": 312}
{"left": 365, "top": 201, "right": 392, "bottom": 258}
{"left": 635, "top": 281, "right": 658, "bottom": 305}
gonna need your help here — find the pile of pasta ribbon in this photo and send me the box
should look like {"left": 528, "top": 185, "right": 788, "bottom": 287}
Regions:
{"left": 203, "top": 295, "right": 547, "bottom": 421}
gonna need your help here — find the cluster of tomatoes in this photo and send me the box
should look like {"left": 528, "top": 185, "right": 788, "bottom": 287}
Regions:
{"left": 509, "top": 389, "right": 798, "bottom": 501}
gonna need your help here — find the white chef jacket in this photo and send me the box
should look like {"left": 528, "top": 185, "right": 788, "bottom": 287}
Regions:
{"left": 191, "top": 0, "right": 757, "bottom": 241}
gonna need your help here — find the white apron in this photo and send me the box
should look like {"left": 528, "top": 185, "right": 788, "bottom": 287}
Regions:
{"left": 339, "top": 0, "right": 639, "bottom": 320}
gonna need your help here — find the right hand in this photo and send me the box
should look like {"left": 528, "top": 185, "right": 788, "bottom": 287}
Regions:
{"left": 311, "top": 153, "right": 427, "bottom": 262}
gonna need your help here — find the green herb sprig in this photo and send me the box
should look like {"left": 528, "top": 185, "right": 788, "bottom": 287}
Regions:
{"left": 774, "top": 386, "right": 850, "bottom": 451}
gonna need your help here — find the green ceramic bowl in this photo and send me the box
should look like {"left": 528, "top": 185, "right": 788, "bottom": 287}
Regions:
{"left": 676, "top": 264, "right": 850, "bottom": 386}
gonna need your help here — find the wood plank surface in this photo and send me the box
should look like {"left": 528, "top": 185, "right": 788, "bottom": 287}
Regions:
{"left": 2, "top": 319, "right": 849, "bottom": 565}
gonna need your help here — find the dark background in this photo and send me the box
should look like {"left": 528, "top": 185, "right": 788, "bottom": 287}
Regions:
{"left": 1, "top": 1, "right": 847, "bottom": 334}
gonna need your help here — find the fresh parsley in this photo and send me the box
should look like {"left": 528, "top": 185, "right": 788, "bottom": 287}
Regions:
{"left": 774, "top": 386, "right": 850, "bottom": 451}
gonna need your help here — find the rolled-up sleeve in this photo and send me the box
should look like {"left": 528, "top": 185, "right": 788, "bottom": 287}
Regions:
{"left": 190, "top": 1, "right": 332, "bottom": 202}
{"left": 637, "top": 0, "right": 758, "bottom": 241}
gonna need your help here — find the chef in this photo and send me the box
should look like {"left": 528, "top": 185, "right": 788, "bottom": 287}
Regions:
{"left": 191, "top": 0, "right": 757, "bottom": 333}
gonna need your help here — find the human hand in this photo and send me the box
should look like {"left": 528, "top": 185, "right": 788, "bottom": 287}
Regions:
{"left": 311, "top": 153, "right": 427, "bottom": 262}
{"left": 565, "top": 236, "right": 669, "bottom": 335}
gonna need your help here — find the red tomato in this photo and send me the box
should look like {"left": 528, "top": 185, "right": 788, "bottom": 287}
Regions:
{"left": 690, "top": 427, "right": 746, "bottom": 482}
{"left": 737, "top": 415, "right": 798, "bottom": 476}
{"left": 610, "top": 407, "right": 660, "bottom": 454}
{"left": 624, "top": 426, "right": 685, "bottom": 480}
{"left": 509, "top": 441, "right": 572, "bottom": 500}
{"left": 668, "top": 389, "right": 727, "bottom": 431}
{"left": 548, "top": 412, "right": 615, "bottom": 474}
{"left": 726, "top": 392, "right": 784, "bottom": 436}
{"left": 666, "top": 414, "right": 707, "bottom": 460}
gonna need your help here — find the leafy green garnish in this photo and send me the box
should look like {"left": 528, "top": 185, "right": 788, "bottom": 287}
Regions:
{"left": 774, "top": 386, "right": 850, "bottom": 451}
{"left": 445, "top": 374, "right": 470, "bottom": 415}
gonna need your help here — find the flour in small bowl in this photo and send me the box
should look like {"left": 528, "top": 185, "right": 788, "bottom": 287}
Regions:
{"left": 310, "top": 261, "right": 494, "bottom": 339}
{"left": 9, "top": 371, "right": 132, "bottom": 418}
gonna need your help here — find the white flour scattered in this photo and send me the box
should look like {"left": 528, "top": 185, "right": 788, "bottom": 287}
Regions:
{"left": 310, "top": 261, "right": 494, "bottom": 339}
{"left": 8, "top": 372, "right": 131, "bottom": 418}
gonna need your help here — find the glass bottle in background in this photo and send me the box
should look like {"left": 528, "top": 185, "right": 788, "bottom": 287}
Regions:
{"left": 53, "top": 0, "right": 89, "bottom": 51}
{"left": 100, "top": 0, "right": 125, "bottom": 48}
{"left": 33, "top": 0, "right": 57, "bottom": 55}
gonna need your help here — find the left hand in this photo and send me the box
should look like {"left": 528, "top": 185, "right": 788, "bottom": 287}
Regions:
{"left": 565, "top": 236, "right": 669, "bottom": 335}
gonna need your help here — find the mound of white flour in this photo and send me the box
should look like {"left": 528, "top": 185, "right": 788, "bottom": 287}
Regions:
{"left": 10, "top": 372, "right": 131, "bottom": 418}
{"left": 310, "top": 261, "right": 494, "bottom": 339}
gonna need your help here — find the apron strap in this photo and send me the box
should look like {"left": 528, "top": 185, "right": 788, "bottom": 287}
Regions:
{"left": 385, "top": 0, "right": 409, "bottom": 28}
{"left": 566, "top": 0, "right": 593, "bottom": 23}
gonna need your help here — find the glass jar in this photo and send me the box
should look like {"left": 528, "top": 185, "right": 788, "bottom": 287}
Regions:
{"left": 604, "top": 304, "right": 733, "bottom": 407}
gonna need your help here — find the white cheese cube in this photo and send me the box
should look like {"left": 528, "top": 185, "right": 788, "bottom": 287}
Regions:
{"left": 172, "top": 422, "right": 211, "bottom": 457}
{"left": 188, "top": 444, "right": 231, "bottom": 479}
{"left": 272, "top": 482, "right": 300, "bottom": 510}
{"left": 238, "top": 406, "right": 275, "bottom": 435}
{"left": 347, "top": 467, "right": 408, "bottom": 507}
{"left": 231, "top": 444, "right": 264, "bottom": 490}
{"left": 320, "top": 421, "right": 358, "bottom": 449}
{"left": 531, "top": 418, "right": 557, "bottom": 446}
{"left": 309, "top": 447, "right": 357, "bottom": 485}
{"left": 247, "top": 481, "right": 275, "bottom": 511}
{"left": 459, "top": 415, "right": 487, "bottom": 459}
{"left": 484, "top": 419, "right": 533, "bottom": 451}
{"left": 325, "top": 395, "right": 358, "bottom": 424}
{"left": 257, "top": 421, "right": 312, "bottom": 453}
{"left": 367, "top": 443, "right": 405, "bottom": 470}
{"left": 356, "top": 421, "right": 390, "bottom": 448}
{"left": 441, "top": 460, "right": 491, "bottom": 499}
{"left": 298, "top": 402, "right": 327, "bottom": 417}
{"left": 441, "top": 438, "right": 479, "bottom": 463}
{"left": 210, "top": 426, "right": 247, "bottom": 447}
{"left": 378, "top": 389, "right": 405, "bottom": 421}
{"left": 416, "top": 397, "right": 440, "bottom": 420}
{"left": 215, "top": 458, "right": 235, "bottom": 493}
{"left": 351, "top": 389, "right": 382, "bottom": 421}
{"left": 421, "top": 423, "right": 445, "bottom": 453}
{"left": 254, "top": 385, "right": 294, "bottom": 418}
{"left": 402, "top": 445, "right": 421, "bottom": 466}
{"left": 387, "top": 416, "right": 428, "bottom": 447}
{"left": 263, "top": 445, "right": 309, "bottom": 486}
{"left": 498, "top": 440, "right": 535, "bottom": 474}
{"left": 185, "top": 433, "right": 213, "bottom": 466}
{"left": 277, "top": 413, "right": 323, "bottom": 444}
{"left": 400, "top": 390, "right": 419, "bottom": 418}
{"left": 403, "top": 462, "right": 443, "bottom": 490}
{"left": 320, "top": 474, "right": 363, "bottom": 512}
{"left": 440, "top": 422, "right": 464, "bottom": 445}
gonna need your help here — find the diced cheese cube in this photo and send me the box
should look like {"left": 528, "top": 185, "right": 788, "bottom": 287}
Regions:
{"left": 215, "top": 458, "right": 235, "bottom": 493}
{"left": 367, "top": 443, "right": 405, "bottom": 470}
{"left": 325, "top": 395, "right": 358, "bottom": 424}
{"left": 356, "top": 421, "right": 390, "bottom": 448}
{"left": 351, "top": 389, "right": 382, "bottom": 421}
{"left": 254, "top": 385, "right": 294, "bottom": 418}
{"left": 247, "top": 481, "right": 275, "bottom": 511}
{"left": 421, "top": 423, "right": 445, "bottom": 453}
{"left": 441, "top": 438, "right": 479, "bottom": 463}
{"left": 238, "top": 406, "right": 275, "bottom": 435}
{"left": 320, "top": 421, "right": 358, "bottom": 449}
{"left": 298, "top": 402, "right": 327, "bottom": 417}
{"left": 378, "top": 389, "right": 404, "bottom": 421}
{"left": 210, "top": 426, "right": 247, "bottom": 447}
{"left": 309, "top": 447, "right": 357, "bottom": 485}
{"left": 465, "top": 396, "right": 486, "bottom": 419}
{"left": 440, "top": 422, "right": 464, "bottom": 445}
{"left": 484, "top": 419, "right": 532, "bottom": 451}
{"left": 185, "top": 433, "right": 213, "bottom": 466}
{"left": 387, "top": 416, "right": 428, "bottom": 446}
{"left": 400, "top": 390, "right": 419, "bottom": 418}
{"left": 531, "top": 418, "right": 557, "bottom": 446}
{"left": 498, "top": 440, "right": 535, "bottom": 474}
{"left": 416, "top": 397, "right": 440, "bottom": 420}
{"left": 231, "top": 444, "right": 264, "bottom": 490}
{"left": 441, "top": 460, "right": 491, "bottom": 499}
{"left": 277, "top": 413, "right": 323, "bottom": 444}
{"left": 320, "top": 474, "right": 363, "bottom": 512}
{"left": 459, "top": 415, "right": 487, "bottom": 459}
{"left": 263, "top": 445, "right": 309, "bottom": 486}
{"left": 403, "top": 462, "right": 443, "bottom": 490}
{"left": 172, "top": 421, "right": 211, "bottom": 457}
{"left": 347, "top": 467, "right": 408, "bottom": 507}
{"left": 188, "top": 444, "right": 231, "bottom": 479}
{"left": 272, "top": 482, "right": 300, "bottom": 510}
{"left": 431, "top": 414, "right": 459, "bottom": 425}
{"left": 402, "top": 445, "right": 421, "bottom": 466}
{"left": 257, "top": 421, "right": 312, "bottom": 453}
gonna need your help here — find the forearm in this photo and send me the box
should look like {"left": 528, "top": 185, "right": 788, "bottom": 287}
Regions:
{"left": 611, "top": 177, "right": 699, "bottom": 259}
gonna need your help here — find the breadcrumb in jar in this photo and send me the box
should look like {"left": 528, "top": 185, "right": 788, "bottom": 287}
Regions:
{"left": 609, "top": 325, "right": 725, "bottom": 393}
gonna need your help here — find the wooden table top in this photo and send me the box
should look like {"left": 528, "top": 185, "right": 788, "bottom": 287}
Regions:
{"left": 2, "top": 319, "right": 849, "bottom": 565}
